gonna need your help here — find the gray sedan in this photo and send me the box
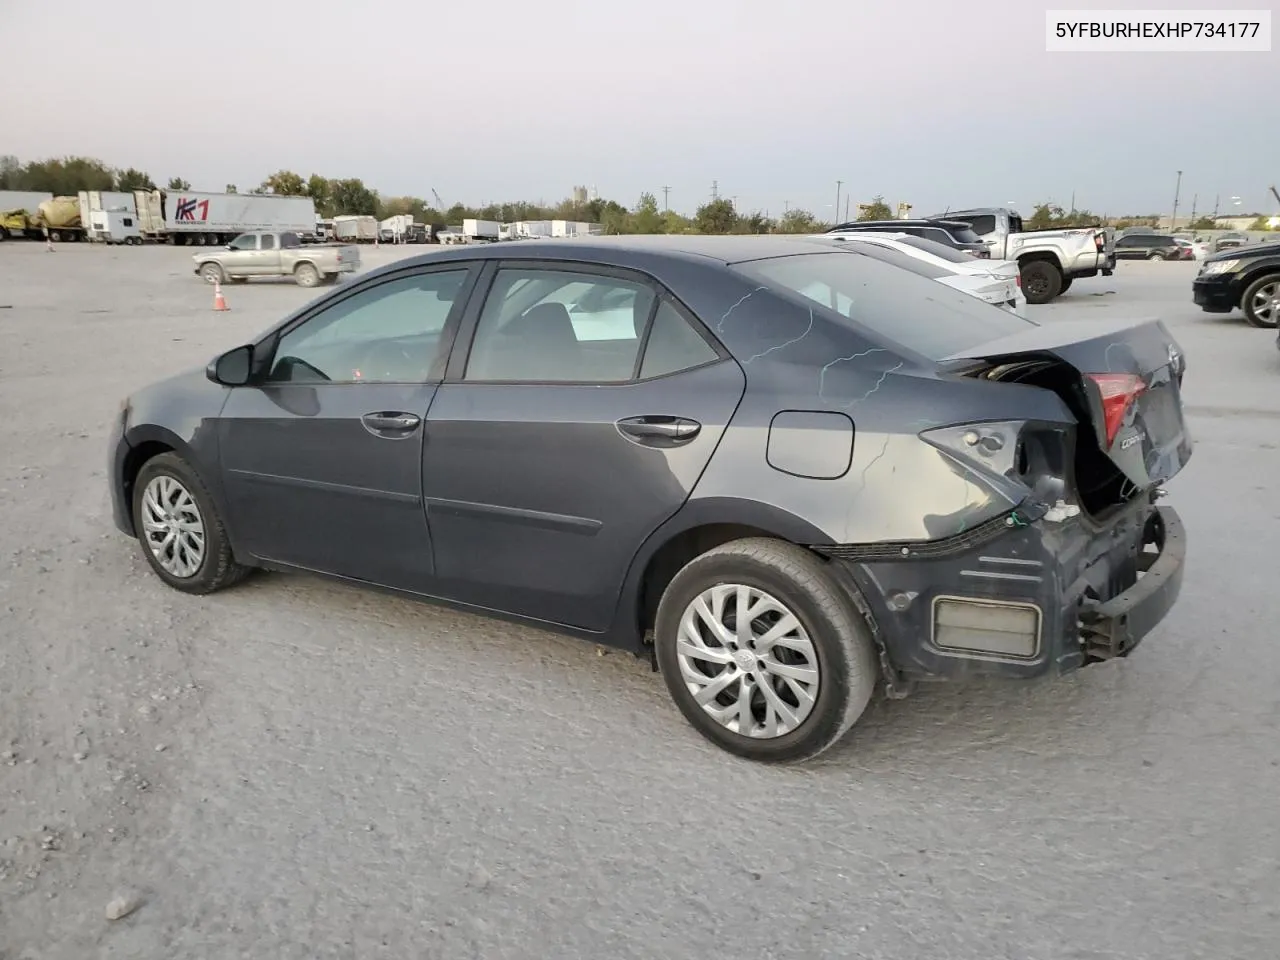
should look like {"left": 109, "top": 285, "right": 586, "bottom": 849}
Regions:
{"left": 108, "top": 236, "right": 1192, "bottom": 762}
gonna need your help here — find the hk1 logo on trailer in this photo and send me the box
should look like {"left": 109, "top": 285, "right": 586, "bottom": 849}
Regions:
{"left": 175, "top": 197, "right": 210, "bottom": 221}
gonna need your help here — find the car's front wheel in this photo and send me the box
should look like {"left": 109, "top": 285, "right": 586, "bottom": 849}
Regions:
{"left": 1241, "top": 274, "right": 1280, "bottom": 328}
{"left": 654, "top": 538, "right": 878, "bottom": 763}
{"left": 131, "top": 452, "right": 251, "bottom": 594}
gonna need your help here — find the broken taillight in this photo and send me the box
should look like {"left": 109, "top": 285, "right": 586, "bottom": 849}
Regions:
{"left": 1087, "top": 373, "right": 1146, "bottom": 447}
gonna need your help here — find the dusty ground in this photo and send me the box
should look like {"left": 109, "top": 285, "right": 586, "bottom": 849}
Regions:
{"left": 1, "top": 242, "right": 1277, "bottom": 959}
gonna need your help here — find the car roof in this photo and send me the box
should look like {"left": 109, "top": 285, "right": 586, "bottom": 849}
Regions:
{"left": 376, "top": 234, "right": 844, "bottom": 270}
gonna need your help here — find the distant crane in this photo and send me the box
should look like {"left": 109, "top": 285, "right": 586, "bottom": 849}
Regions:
{"left": 1270, "top": 185, "right": 1280, "bottom": 209}
{"left": 430, "top": 188, "right": 446, "bottom": 211}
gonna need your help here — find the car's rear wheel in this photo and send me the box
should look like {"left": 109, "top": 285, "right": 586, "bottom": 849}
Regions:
{"left": 1241, "top": 274, "right": 1280, "bottom": 328}
{"left": 131, "top": 452, "right": 250, "bottom": 594}
{"left": 1019, "top": 260, "right": 1062, "bottom": 304}
{"left": 1147, "top": 251, "right": 1166, "bottom": 261}
{"left": 654, "top": 538, "right": 878, "bottom": 763}
{"left": 294, "top": 262, "right": 320, "bottom": 287}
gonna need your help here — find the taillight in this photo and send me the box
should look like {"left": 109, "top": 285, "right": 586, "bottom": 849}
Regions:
{"left": 1087, "top": 373, "right": 1146, "bottom": 447}
{"left": 1015, "top": 273, "right": 1021, "bottom": 288}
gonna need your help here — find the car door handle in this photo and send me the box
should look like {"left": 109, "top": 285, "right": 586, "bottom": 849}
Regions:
{"left": 361, "top": 411, "right": 421, "bottom": 435}
{"left": 616, "top": 416, "right": 701, "bottom": 445}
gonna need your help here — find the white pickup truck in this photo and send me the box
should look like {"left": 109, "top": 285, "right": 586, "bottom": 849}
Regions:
{"left": 192, "top": 230, "right": 360, "bottom": 287}
{"left": 926, "top": 208, "right": 1116, "bottom": 304}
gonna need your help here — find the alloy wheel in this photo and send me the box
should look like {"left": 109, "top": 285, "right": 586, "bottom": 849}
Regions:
{"left": 140, "top": 474, "right": 206, "bottom": 578}
{"left": 1250, "top": 281, "right": 1279, "bottom": 326}
{"left": 675, "top": 583, "right": 820, "bottom": 739}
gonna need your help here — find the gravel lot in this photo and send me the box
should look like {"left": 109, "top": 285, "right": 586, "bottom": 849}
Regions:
{"left": 2, "top": 243, "right": 1277, "bottom": 959}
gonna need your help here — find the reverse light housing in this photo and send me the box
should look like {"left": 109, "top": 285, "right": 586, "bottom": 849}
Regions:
{"left": 1086, "top": 373, "right": 1146, "bottom": 447}
{"left": 920, "top": 420, "right": 1071, "bottom": 509}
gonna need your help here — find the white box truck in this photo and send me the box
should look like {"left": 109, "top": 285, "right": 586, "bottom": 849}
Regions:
{"left": 132, "top": 190, "right": 318, "bottom": 245}
{"left": 86, "top": 209, "right": 142, "bottom": 244}
{"left": 79, "top": 191, "right": 138, "bottom": 242}
{"left": 463, "top": 218, "right": 500, "bottom": 241}
{"left": 332, "top": 215, "right": 378, "bottom": 243}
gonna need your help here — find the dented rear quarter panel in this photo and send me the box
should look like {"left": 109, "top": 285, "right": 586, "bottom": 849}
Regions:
{"left": 656, "top": 264, "right": 1078, "bottom": 546}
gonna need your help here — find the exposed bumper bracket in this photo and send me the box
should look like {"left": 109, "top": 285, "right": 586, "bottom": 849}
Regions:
{"left": 1077, "top": 506, "right": 1185, "bottom": 660}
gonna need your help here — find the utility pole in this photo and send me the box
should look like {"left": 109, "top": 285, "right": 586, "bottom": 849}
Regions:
{"left": 711, "top": 180, "right": 719, "bottom": 201}
{"left": 844, "top": 197, "right": 851, "bottom": 221}
{"left": 1170, "top": 170, "right": 1183, "bottom": 229}
{"left": 835, "top": 181, "right": 843, "bottom": 222}
{"left": 1212, "top": 194, "right": 1220, "bottom": 219}
{"left": 1189, "top": 194, "right": 1197, "bottom": 227}
{"left": 661, "top": 186, "right": 670, "bottom": 211}
{"left": 783, "top": 200, "right": 791, "bottom": 214}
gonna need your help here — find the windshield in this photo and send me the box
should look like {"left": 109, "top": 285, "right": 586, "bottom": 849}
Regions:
{"left": 734, "top": 251, "right": 1035, "bottom": 360}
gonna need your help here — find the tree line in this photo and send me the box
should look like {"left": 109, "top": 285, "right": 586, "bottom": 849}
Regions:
{"left": 2, "top": 155, "right": 1271, "bottom": 234}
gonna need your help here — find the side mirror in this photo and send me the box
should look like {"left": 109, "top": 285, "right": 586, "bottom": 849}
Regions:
{"left": 207, "top": 344, "right": 254, "bottom": 386}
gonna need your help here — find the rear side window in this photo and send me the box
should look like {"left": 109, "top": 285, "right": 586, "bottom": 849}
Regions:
{"left": 260, "top": 234, "right": 276, "bottom": 250}
{"left": 735, "top": 251, "right": 1034, "bottom": 361}
{"left": 639, "top": 302, "right": 720, "bottom": 379}
{"left": 942, "top": 225, "right": 983, "bottom": 244}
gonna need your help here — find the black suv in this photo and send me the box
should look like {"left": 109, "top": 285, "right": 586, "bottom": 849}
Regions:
{"left": 1192, "top": 239, "right": 1280, "bottom": 327}
{"left": 825, "top": 219, "right": 989, "bottom": 257}
{"left": 1114, "top": 233, "right": 1190, "bottom": 261}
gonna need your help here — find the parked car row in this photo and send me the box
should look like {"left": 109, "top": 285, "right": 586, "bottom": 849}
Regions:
{"left": 826, "top": 208, "right": 1115, "bottom": 305}
{"left": 118, "top": 232, "right": 1192, "bottom": 763}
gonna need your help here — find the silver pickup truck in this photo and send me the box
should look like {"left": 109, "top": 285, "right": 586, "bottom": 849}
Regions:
{"left": 192, "top": 230, "right": 360, "bottom": 287}
{"left": 926, "top": 208, "right": 1116, "bottom": 304}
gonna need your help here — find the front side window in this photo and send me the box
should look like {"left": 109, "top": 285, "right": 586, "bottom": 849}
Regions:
{"left": 267, "top": 269, "right": 469, "bottom": 384}
{"left": 464, "top": 269, "right": 656, "bottom": 382}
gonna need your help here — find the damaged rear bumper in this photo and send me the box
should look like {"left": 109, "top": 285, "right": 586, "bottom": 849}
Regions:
{"left": 820, "top": 502, "right": 1186, "bottom": 684}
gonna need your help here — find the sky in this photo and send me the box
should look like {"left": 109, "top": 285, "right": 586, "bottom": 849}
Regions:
{"left": 2, "top": 0, "right": 1276, "bottom": 218}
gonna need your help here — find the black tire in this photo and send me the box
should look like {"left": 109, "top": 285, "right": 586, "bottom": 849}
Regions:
{"left": 1241, "top": 273, "right": 1280, "bottom": 329}
{"left": 199, "top": 262, "right": 225, "bottom": 284}
{"left": 1019, "top": 260, "right": 1062, "bottom": 304}
{"left": 131, "top": 452, "right": 251, "bottom": 595}
{"left": 654, "top": 537, "right": 879, "bottom": 763}
{"left": 294, "top": 262, "right": 320, "bottom": 287}
{"left": 1058, "top": 276, "right": 1073, "bottom": 294}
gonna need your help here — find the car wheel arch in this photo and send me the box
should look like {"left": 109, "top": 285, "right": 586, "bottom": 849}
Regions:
{"left": 608, "top": 497, "right": 836, "bottom": 650}
{"left": 119, "top": 425, "right": 233, "bottom": 546}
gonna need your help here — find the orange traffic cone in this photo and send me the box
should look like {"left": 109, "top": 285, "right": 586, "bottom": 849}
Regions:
{"left": 213, "top": 280, "right": 230, "bottom": 312}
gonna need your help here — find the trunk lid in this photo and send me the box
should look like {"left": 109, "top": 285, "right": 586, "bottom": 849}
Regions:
{"left": 944, "top": 317, "right": 1192, "bottom": 489}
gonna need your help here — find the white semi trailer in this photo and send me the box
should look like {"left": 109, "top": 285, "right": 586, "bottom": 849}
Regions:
{"left": 133, "top": 190, "right": 318, "bottom": 245}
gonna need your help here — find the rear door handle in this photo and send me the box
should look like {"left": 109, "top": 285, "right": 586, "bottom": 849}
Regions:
{"left": 361, "top": 411, "right": 421, "bottom": 436}
{"left": 616, "top": 415, "right": 701, "bottom": 445}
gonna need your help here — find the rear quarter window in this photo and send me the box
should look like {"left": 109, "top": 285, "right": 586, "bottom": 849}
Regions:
{"left": 734, "top": 251, "right": 1035, "bottom": 361}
